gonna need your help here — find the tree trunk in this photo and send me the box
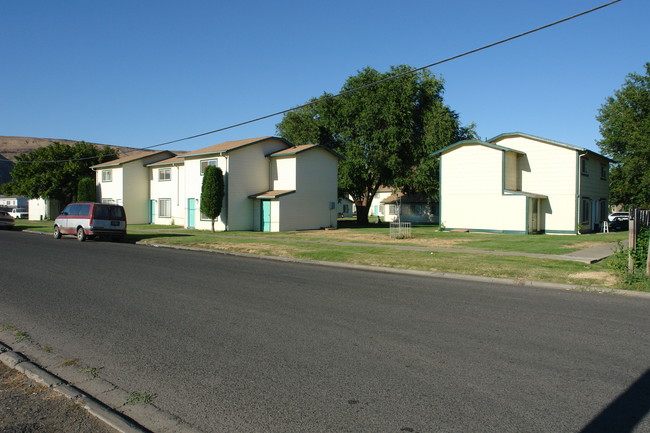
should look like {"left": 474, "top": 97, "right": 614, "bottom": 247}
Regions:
{"left": 356, "top": 204, "right": 370, "bottom": 225}
{"left": 211, "top": 219, "right": 215, "bottom": 232}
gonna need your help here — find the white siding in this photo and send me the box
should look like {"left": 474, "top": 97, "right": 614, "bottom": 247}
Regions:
{"left": 96, "top": 167, "right": 124, "bottom": 205}
{"left": 276, "top": 149, "right": 338, "bottom": 231}
{"left": 494, "top": 136, "right": 578, "bottom": 233}
{"left": 184, "top": 156, "right": 228, "bottom": 231}
{"left": 150, "top": 165, "right": 185, "bottom": 225}
{"left": 440, "top": 144, "right": 527, "bottom": 233}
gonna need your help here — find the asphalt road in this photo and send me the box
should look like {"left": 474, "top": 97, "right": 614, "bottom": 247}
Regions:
{"left": 1, "top": 229, "right": 649, "bottom": 433}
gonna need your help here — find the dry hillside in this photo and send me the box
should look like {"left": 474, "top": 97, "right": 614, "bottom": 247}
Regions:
{"left": 0, "top": 136, "right": 146, "bottom": 161}
{"left": 0, "top": 136, "right": 154, "bottom": 188}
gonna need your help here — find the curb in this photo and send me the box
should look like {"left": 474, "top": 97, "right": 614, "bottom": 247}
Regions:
{"left": 136, "top": 241, "right": 650, "bottom": 299}
{"left": 0, "top": 346, "right": 149, "bottom": 433}
{"left": 0, "top": 343, "right": 204, "bottom": 433}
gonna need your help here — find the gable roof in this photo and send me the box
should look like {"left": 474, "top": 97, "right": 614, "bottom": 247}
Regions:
{"left": 489, "top": 132, "right": 614, "bottom": 162}
{"left": 146, "top": 155, "right": 185, "bottom": 167}
{"left": 432, "top": 139, "right": 525, "bottom": 156}
{"left": 181, "top": 136, "right": 292, "bottom": 158}
{"left": 268, "top": 144, "right": 341, "bottom": 159}
{"left": 91, "top": 150, "right": 175, "bottom": 168}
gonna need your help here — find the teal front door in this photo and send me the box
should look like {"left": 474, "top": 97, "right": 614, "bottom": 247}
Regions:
{"left": 261, "top": 200, "right": 271, "bottom": 232}
{"left": 149, "top": 200, "right": 155, "bottom": 224}
{"left": 187, "top": 199, "right": 195, "bottom": 228}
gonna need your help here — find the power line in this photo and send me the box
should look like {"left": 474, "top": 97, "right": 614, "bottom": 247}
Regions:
{"left": 4, "top": 0, "right": 622, "bottom": 164}
{"left": 139, "top": 0, "right": 621, "bottom": 150}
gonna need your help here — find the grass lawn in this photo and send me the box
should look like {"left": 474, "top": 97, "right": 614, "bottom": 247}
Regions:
{"left": 16, "top": 220, "right": 636, "bottom": 291}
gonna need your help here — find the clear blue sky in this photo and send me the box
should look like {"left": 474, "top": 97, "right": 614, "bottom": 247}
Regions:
{"left": 2, "top": 0, "right": 647, "bottom": 154}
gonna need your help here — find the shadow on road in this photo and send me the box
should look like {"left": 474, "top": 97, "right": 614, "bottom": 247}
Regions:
{"left": 579, "top": 368, "right": 650, "bottom": 433}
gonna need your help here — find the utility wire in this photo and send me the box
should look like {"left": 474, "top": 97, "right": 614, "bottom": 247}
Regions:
{"left": 4, "top": 0, "right": 622, "bottom": 164}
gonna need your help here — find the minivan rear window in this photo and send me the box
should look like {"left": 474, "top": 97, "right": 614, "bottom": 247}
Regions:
{"left": 94, "top": 205, "right": 124, "bottom": 219}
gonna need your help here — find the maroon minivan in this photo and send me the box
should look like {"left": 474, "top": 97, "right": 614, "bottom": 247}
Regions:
{"left": 53, "top": 202, "right": 127, "bottom": 241}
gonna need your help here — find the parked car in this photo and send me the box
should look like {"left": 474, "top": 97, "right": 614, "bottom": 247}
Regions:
{"left": 0, "top": 211, "right": 15, "bottom": 229}
{"left": 8, "top": 208, "right": 28, "bottom": 219}
{"left": 608, "top": 212, "right": 629, "bottom": 222}
{"left": 608, "top": 216, "right": 629, "bottom": 231}
{"left": 53, "top": 202, "right": 127, "bottom": 241}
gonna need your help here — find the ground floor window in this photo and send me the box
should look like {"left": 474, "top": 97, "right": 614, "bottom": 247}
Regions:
{"left": 159, "top": 198, "right": 171, "bottom": 218}
{"left": 581, "top": 198, "right": 591, "bottom": 224}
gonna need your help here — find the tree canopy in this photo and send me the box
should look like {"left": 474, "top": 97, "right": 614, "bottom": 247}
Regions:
{"left": 276, "top": 65, "right": 475, "bottom": 223}
{"left": 1, "top": 141, "right": 118, "bottom": 204}
{"left": 597, "top": 62, "right": 650, "bottom": 207}
{"left": 200, "top": 165, "right": 225, "bottom": 232}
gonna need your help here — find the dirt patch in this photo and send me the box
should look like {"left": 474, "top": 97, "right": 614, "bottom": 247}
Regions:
{"left": 296, "top": 229, "right": 473, "bottom": 248}
{"left": 561, "top": 241, "right": 608, "bottom": 250}
{"left": 193, "top": 242, "right": 297, "bottom": 256}
{"left": 568, "top": 271, "right": 617, "bottom": 286}
{"left": 0, "top": 362, "right": 117, "bottom": 433}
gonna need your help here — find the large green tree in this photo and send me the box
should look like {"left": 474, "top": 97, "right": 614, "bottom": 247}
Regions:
{"left": 1, "top": 141, "right": 118, "bottom": 204}
{"left": 277, "top": 65, "right": 475, "bottom": 224}
{"left": 200, "top": 165, "right": 225, "bottom": 232}
{"left": 597, "top": 62, "right": 650, "bottom": 207}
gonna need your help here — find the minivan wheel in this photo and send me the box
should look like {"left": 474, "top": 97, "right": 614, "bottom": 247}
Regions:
{"left": 53, "top": 225, "right": 61, "bottom": 239}
{"left": 76, "top": 227, "right": 86, "bottom": 242}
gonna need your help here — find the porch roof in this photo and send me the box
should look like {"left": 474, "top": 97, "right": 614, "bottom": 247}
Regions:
{"left": 248, "top": 190, "right": 296, "bottom": 199}
{"left": 504, "top": 189, "right": 548, "bottom": 199}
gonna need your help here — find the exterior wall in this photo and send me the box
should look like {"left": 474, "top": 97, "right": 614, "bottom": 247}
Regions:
{"left": 96, "top": 167, "right": 124, "bottom": 205}
{"left": 0, "top": 197, "right": 28, "bottom": 207}
{"left": 276, "top": 149, "right": 338, "bottom": 231}
{"left": 495, "top": 136, "right": 579, "bottom": 234}
{"left": 28, "top": 198, "right": 61, "bottom": 221}
{"left": 271, "top": 157, "right": 296, "bottom": 190}
{"left": 150, "top": 164, "right": 185, "bottom": 226}
{"left": 578, "top": 155, "right": 610, "bottom": 232}
{"left": 122, "top": 163, "right": 152, "bottom": 224}
{"left": 337, "top": 197, "right": 354, "bottom": 218}
{"left": 369, "top": 189, "right": 393, "bottom": 217}
{"left": 440, "top": 144, "right": 527, "bottom": 233}
{"left": 184, "top": 155, "right": 228, "bottom": 231}
{"left": 225, "top": 139, "right": 290, "bottom": 231}
{"left": 184, "top": 138, "right": 290, "bottom": 231}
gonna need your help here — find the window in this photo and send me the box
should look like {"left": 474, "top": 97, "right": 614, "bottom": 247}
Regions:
{"left": 158, "top": 168, "right": 171, "bottom": 181}
{"left": 102, "top": 198, "right": 115, "bottom": 204}
{"left": 581, "top": 158, "right": 588, "bottom": 175}
{"left": 387, "top": 205, "right": 397, "bottom": 215}
{"left": 600, "top": 164, "right": 607, "bottom": 180}
{"left": 159, "top": 198, "right": 171, "bottom": 218}
{"left": 581, "top": 198, "right": 591, "bottom": 224}
{"left": 200, "top": 160, "right": 218, "bottom": 175}
{"left": 102, "top": 170, "right": 112, "bottom": 182}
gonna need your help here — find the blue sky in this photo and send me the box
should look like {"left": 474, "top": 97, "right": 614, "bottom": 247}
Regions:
{"left": 1, "top": 0, "right": 647, "bottom": 154}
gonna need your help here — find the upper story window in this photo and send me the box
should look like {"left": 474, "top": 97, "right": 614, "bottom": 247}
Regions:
{"left": 200, "top": 160, "right": 218, "bottom": 175}
{"left": 158, "top": 168, "right": 171, "bottom": 181}
{"left": 600, "top": 164, "right": 608, "bottom": 180}
{"left": 581, "top": 158, "right": 588, "bottom": 176}
{"left": 102, "top": 170, "right": 112, "bottom": 182}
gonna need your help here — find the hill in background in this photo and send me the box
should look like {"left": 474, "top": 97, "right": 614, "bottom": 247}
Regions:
{"left": 0, "top": 136, "right": 154, "bottom": 190}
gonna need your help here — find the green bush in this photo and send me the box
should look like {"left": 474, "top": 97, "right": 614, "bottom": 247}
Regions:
{"left": 610, "top": 226, "right": 650, "bottom": 290}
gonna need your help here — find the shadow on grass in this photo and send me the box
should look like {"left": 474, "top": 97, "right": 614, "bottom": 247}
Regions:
{"left": 126, "top": 233, "right": 193, "bottom": 242}
{"left": 337, "top": 219, "right": 439, "bottom": 230}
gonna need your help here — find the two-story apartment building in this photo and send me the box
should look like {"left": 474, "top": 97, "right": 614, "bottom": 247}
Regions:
{"left": 93, "top": 137, "right": 339, "bottom": 232}
{"left": 434, "top": 132, "right": 611, "bottom": 234}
